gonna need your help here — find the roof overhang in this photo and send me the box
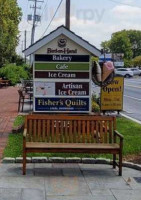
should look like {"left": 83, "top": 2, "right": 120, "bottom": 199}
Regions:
{"left": 23, "top": 26, "right": 101, "bottom": 57}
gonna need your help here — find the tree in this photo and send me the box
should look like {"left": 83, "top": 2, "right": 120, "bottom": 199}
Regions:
{"left": 109, "top": 31, "right": 133, "bottom": 59}
{"left": 132, "top": 56, "right": 141, "bottom": 67}
{"left": 101, "top": 30, "right": 141, "bottom": 61}
{"left": 101, "top": 41, "right": 110, "bottom": 53}
{"left": 126, "top": 30, "right": 141, "bottom": 58}
{"left": 0, "top": 0, "right": 22, "bottom": 67}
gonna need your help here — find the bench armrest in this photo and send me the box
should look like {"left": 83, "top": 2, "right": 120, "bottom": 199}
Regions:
{"left": 114, "top": 130, "right": 124, "bottom": 140}
{"left": 23, "top": 129, "right": 27, "bottom": 138}
{"left": 114, "top": 130, "right": 123, "bottom": 150}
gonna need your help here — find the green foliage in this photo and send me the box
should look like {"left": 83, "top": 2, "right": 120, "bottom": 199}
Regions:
{"left": 0, "top": 64, "right": 29, "bottom": 85}
{"left": 0, "top": 0, "right": 22, "bottom": 66}
{"left": 101, "top": 30, "right": 141, "bottom": 62}
{"left": 12, "top": 55, "right": 25, "bottom": 66}
{"left": 101, "top": 41, "right": 111, "bottom": 53}
{"left": 126, "top": 30, "right": 141, "bottom": 58}
{"left": 13, "top": 115, "right": 25, "bottom": 128}
{"left": 124, "top": 59, "right": 133, "bottom": 68}
{"left": 91, "top": 56, "right": 99, "bottom": 62}
{"left": 132, "top": 56, "right": 141, "bottom": 67}
{"left": 91, "top": 93, "right": 100, "bottom": 113}
{"left": 92, "top": 101, "right": 100, "bottom": 113}
{"left": 109, "top": 31, "right": 133, "bottom": 59}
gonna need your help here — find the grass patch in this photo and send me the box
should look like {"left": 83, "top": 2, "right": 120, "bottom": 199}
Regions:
{"left": 117, "top": 117, "right": 141, "bottom": 155}
{"left": 13, "top": 115, "right": 25, "bottom": 128}
{"left": 4, "top": 134, "right": 23, "bottom": 158}
{"left": 3, "top": 117, "right": 141, "bottom": 158}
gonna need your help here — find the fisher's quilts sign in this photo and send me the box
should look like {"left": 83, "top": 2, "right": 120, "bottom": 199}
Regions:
{"left": 101, "top": 77, "right": 124, "bottom": 111}
{"left": 35, "top": 98, "right": 89, "bottom": 112}
{"left": 33, "top": 36, "right": 91, "bottom": 113}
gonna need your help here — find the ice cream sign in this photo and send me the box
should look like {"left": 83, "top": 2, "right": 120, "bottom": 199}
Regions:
{"left": 35, "top": 82, "right": 89, "bottom": 96}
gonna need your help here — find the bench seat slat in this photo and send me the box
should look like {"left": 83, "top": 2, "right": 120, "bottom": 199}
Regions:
{"left": 26, "top": 142, "right": 120, "bottom": 149}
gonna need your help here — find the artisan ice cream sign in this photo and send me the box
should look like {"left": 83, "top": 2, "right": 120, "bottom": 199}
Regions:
{"left": 56, "top": 82, "right": 89, "bottom": 96}
{"left": 35, "top": 82, "right": 89, "bottom": 96}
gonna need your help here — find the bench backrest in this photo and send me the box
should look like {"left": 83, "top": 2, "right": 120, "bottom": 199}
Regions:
{"left": 25, "top": 115, "right": 116, "bottom": 144}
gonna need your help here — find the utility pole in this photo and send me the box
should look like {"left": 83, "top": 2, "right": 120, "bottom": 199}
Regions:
{"left": 24, "top": 30, "right": 27, "bottom": 63}
{"left": 28, "top": 0, "right": 43, "bottom": 65}
{"left": 21, "top": 41, "right": 24, "bottom": 58}
{"left": 31, "top": 0, "right": 37, "bottom": 45}
{"left": 66, "top": 0, "right": 70, "bottom": 29}
{"left": 28, "top": 0, "right": 43, "bottom": 45}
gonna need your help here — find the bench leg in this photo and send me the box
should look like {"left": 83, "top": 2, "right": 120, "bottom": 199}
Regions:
{"left": 23, "top": 149, "right": 26, "bottom": 175}
{"left": 22, "top": 98, "right": 24, "bottom": 112}
{"left": 113, "top": 154, "right": 116, "bottom": 169}
{"left": 18, "top": 97, "right": 21, "bottom": 112}
{"left": 119, "top": 151, "right": 122, "bottom": 176}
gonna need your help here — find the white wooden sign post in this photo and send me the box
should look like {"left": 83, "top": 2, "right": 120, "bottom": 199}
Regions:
{"left": 23, "top": 26, "right": 101, "bottom": 113}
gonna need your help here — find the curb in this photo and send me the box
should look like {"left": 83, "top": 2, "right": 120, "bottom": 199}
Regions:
{"left": 2, "top": 157, "right": 141, "bottom": 171}
{"left": 121, "top": 113, "right": 141, "bottom": 125}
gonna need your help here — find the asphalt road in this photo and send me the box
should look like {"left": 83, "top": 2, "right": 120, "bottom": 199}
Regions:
{"left": 123, "top": 77, "right": 141, "bottom": 122}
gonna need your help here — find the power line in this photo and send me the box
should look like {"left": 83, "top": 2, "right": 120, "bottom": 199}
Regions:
{"left": 40, "top": 0, "right": 48, "bottom": 20}
{"left": 41, "top": 0, "right": 64, "bottom": 38}
{"left": 107, "top": 0, "right": 141, "bottom": 8}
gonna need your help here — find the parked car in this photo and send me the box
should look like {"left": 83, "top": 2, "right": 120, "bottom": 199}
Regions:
{"left": 115, "top": 68, "right": 133, "bottom": 78}
{"left": 139, "top": 68, "right": 141, "bottom": 76}
{"left": 130, "top": 68, "right": 141, "bottom": 76}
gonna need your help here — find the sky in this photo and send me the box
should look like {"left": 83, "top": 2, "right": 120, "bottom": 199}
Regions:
{"left": 17, "top": 0, "right": 141, "bottom": 56}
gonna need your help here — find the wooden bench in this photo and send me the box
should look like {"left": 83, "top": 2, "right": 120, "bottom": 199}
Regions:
{"left": 23, "top": 114, "right": 123, "bottom": 175}
{"left": 0, "top": 79, "right": 10, "bottom": 87}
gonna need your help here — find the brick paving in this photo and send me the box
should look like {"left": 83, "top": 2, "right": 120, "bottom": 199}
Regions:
{"left": 0, "top": 87, "right": 18, "bottom": 160}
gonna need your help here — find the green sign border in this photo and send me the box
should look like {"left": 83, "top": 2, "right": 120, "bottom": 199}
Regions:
{"left": 35, "top": 63, "right": 89, "bottom": 71}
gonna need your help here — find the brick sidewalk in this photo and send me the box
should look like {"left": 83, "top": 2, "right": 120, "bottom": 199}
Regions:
{"left": 0, "top": 87, "right": 18, "bottom": 160}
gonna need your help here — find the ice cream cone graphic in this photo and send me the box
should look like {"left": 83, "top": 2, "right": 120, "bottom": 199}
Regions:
{"left": 102, "top": 61, "right": 114, "bottom": 82}
{"left": 92, "top": 61, "right": 102, "bottom": 82}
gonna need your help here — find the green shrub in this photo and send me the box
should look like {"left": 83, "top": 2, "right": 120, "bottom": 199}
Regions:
{"left": 92, "top": 93, "right": 100, "bottom": 104}
{"left": 91, "top": 93, "right": 100, "bottom": 113}
{"left": 92, "top": 101, "right": 100, "bottom": 112}
{"left": 0, "top": 64, "right": 29, "bottom": 85}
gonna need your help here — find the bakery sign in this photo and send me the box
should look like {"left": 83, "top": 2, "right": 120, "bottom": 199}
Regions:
{"left": 47, "top": 38, "right": 78, "bottom": 54}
